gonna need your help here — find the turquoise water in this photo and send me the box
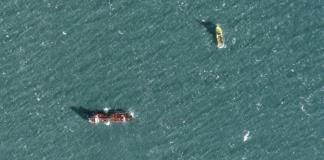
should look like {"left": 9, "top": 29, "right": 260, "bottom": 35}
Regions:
{"left": 1, "top": 0, "right": 323, "bottom": 159}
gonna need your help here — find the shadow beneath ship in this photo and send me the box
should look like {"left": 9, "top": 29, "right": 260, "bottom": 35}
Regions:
{"left": 197, "top": 20, "right": 217, "bottom": 44}
{"left": 70, "top": 106, "right": 128, "bottom": 120}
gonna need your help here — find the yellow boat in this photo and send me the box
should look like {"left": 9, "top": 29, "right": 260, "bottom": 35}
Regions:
{"left": 215, "top": 24, "right": 225, "bottom": 48}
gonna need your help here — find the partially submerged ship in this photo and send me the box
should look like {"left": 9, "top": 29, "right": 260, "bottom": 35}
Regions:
{"left": 215, "top": 24, "right": 225, "bottom": 48}
{"left": 88, "top": 108, "right": 133, "bottom": 125}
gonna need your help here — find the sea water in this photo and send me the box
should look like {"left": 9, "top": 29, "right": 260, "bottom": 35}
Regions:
{"left": 0, "top": 0, "right": 323, "bottom": 159}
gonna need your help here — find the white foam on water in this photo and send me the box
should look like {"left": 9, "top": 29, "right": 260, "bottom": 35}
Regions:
{"left": 243, "top": 130, "right": 251, "bottom": 142}
{"left": 222, "top": 2, "right": 226, "bottom": 7}
{"left": 34, "top": 92, "right": 41, "bottom": 101}
{"left": 222, "top": 44, "right": 227, "bottom": 48}
{"left": 105, "top": 121, "right": 111, "bottom": 126}
{"left": 256, "top": 102, "right": 262, "bottom": 111}
{"left": 128, "top": 108, "right": 136, "bottom": 118}
{"left": 300, "top": 104, "right": 310, "bottom": 116}
{"left": 64, "top": 125, "right": 74, "bottom": 132}
{"left": 177, "top": 0, "right": 187, "bottom": 11}
{"left": 103, "top": 107, "right": 110, "bottom": 113}
{"left": 118, "top": 30, "right": 124, "bottom": 35}
{"left": 108, "top": 0, "right": 115, "bottom": 14}
{"left": 320, "top": 86, "right": 324, "bottom": 92}
{"left": 23, "top": 144, "right": 27, "bottom": 150}
{"left": 232, "top": 37, "right": 236, "bottom": 45}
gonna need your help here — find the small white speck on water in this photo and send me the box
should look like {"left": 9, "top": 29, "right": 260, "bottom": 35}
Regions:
{"left": 62, "top": 31, "right": 67, "bottom": 35}
{"left": 5, "top": 35, "right": 9, "bottom": 38}
{"left": 243, "top": 130, "right": 251, "bottom": 142}
{"left": 118, "top": 30, "right": 124, "bottom": 35}
{"left": 260, "top": 73, "right": 267, "bottom": 78}
{"left": 300, "top": 104, "right": 310, "bottom": 116}
{"left": 35, "top": 92, "right": 41, "bottom": 101}
{"left": 232, "top": 37, "right": 236, "bottom": 45}
{"left": 320, "top": 86, "right": 324, "bottom": 92}
{"left": 160, "top": 40, "right": 166, "bottom": 44}
{"left": 256, "top": 102, "right": 262, "bottom": 110}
